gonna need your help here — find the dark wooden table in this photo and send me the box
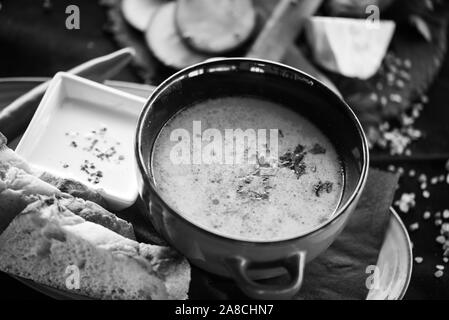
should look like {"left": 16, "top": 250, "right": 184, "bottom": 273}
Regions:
{"left": 1, "top": 0, "right": 449, "bottom": 300}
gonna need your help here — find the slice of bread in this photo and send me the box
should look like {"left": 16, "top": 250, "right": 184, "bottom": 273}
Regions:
{"left": 0, "top": 164, "right": 58, "bottom": 232}
{"left": 0, "top": 197, "right": 190, "bottom": 300}
{"left": 38, "top": 172, "right": 108, "bottom": 209}
{"left": 57, "top": 197, "right": 135, "bottom": 240}
{"left": 0, "top": 132, "right": 107, "bottom": 208}
{"left": 0, "top": 164, "right": 135, "bottom": 239}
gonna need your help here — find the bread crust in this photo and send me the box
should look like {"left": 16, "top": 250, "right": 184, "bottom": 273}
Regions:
{"left": 0, "top": 164, "right": 135, "bottom": 239}
{"left": 0, "top": 198, "right": 190, "bottom": 300}
{"left": 0, "top": 132, "right": 108, "bottom": 208}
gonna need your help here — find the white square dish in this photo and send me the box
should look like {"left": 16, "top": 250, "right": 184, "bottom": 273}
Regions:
{"left": 16, "top": 72, "right": 147, "bottom": 210}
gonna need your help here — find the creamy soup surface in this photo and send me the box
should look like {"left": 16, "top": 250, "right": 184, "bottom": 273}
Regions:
{"left": 152, "top": 96, "right": 344, "bottom": 241}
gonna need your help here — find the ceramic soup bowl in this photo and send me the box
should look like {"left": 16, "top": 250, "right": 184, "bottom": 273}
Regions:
{"left": 135, "top": 58, "right": 369, "bottom": 299}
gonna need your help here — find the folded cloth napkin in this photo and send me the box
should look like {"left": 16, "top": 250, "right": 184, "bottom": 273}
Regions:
{"left": 188, "top": 168, "right": 400, "bottom": 300}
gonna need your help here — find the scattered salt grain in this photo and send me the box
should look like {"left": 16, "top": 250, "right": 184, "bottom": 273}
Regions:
{"left": 414, "top": 102, "right": 424, "bottom": 112}
{"left": 443, "top": 210, "right": 449, "bottom": 219}
{"left": 406, "top": 128, "right": 422, "bottom": 139}
{"left": 396, "top": 79, "right": 405, "bottom": 88}
{"left": 390, "top": 64, "right": 399, "bottom": 73}
{"left": 431, "top": 177, "right": 439, "bottom": 185}
{"left": 444, "top": 257, "right": 449, "bottom": 263}
{"left": 435, "top": 270, "right": 444, "bottom": 278}
{"left": 415, "top": 257, "right": 424, "bottom": 264}
{"left": 436, "top": 236, "right": 446, "bottom": 244}
{"left": 409, "top": 223, "right": 420, "bottom": 231}
{"left": 437, "top": 265, "right": 445, "bottom": 271}
{"left": 423, "top": 190, "right": 430, "bottom": 199}
{"left": 390, "top": 94, "right": 403, "bottom": 104}
{"left": 404, "top": 59, "right": 412, "bottom": 69}
{"left": 412, "top": 108, "right": 421, "bottom": 118}
{"left": 423, "top": 211, "right": 431, "bottom": 220}
{"left": 418, "top": 174, "right": 427, "bottom": 183}
{"left": 409, "top": 170, "right": 416, "bottom": 177}
{"left": 384, "top": 131, "right": 408, "bottom": 155}
{"left": 387, "top": 73, "right": 395, "bottom": 84}
{"left": 399, "top": 70, "right": 411, "bottom": 80}
{"left": 441, "top": 223, "right": 449, "bottom": 235}
{"left": 395, "top": 193, "right": 416, "bottom": 213}
{"left": 43, "top": 0, "right": 52, "bottom": 10}
{"left": 436, "top": 219, "right": 443, "bottom": 226}
{"left": 379, "top": 122, "right": 390, "bottom": 131}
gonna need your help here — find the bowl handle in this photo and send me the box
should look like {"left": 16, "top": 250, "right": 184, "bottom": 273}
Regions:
{"left": 225, "top": 251, "right": 305, "bottom": 300}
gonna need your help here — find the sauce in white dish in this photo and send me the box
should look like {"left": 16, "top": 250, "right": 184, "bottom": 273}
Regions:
{"left": 19, "top": 98, "right": 138, "bottom": 209}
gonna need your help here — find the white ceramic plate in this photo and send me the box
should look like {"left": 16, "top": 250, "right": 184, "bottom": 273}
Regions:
{"left": 367, "top": 208, "right": 412, "bottom": 300}
{"left": 15, "top": 73, "right": 147, "bottom": 210}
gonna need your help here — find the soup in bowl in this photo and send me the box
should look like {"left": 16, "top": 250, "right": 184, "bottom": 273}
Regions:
{"left": 135, "top": 58, "right": 369, "bottom": 299}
